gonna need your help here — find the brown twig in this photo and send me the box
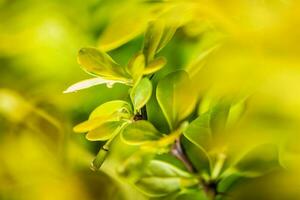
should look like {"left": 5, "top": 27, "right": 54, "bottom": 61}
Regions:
{"left": 171, "top": 137, "right": 196, "bottom": 173}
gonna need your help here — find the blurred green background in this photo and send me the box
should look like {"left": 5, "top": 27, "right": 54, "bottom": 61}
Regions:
{"left": 1, "top": 0, "right": 300, "bottom": 200}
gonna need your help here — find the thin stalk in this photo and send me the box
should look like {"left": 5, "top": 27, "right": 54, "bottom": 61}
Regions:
{"left": 90, "top": 140, "right": 111, "bottom": 171}
{"left": 171, "top": 137, "right": 195, "bottom": 173}
{"left": 90, "top": 124, "right": 126, "bottom": 171}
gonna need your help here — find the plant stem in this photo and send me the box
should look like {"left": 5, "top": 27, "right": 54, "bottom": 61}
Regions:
{"left": 90, "top": 129, "right": 118, "bottom": 171}
{"left": 171, "top": 137, "right": 195, "bottom": 173}
{"left": 90, "top": 143, "right": 109, "bottom": 171}
{"left": 171, "top": 137, "right": 224, "bottom": 200}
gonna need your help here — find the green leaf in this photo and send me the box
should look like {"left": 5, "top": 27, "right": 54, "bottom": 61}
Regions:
{"left": 97, "top": 12, "right": 148, "bottom": 52}
{"left": 217, "top": 173, "right": 241, "bottom": 193}
{"left": 143, "top": 20, "right": 164, "bottom": 63}
{"left": 234, "top": 143, "right": 279, "bottom": 177}
{"left": 154, "top": 153, "right": 188, "bottom": 172}
{"left": 86, "top": 121, "right": 123, "bottom": 141}
{"left": 89, "top": 100, "right": 132, "bottom": 120}
{"left": 182, "top": 137, "right": 211, "bottom": 176}
{"left": 73, "top": 100, "right": 132, "bottom": 134}
{"left": 142, "top": 20, "right": 177, "bottom": 63}
{"left": 77, "top": 47, "right": 131, "bottom": 82}
{"left": 199, "top": 95, "right": 246, "bottom": 133}
{"left": 146, "top": 78, "right": 170, "bottom": 133}
{"left": 135, "top": 160, "right": 197, "bottom": 197}
{"left": 183, "top": 113, "right": 213, "bottom": 174}
{"left": 226, "top": 98, "right": 247, "bottom": 127}
{"left": 157, "top": 122, "right": 189, "bottom": 147}
{"left": 186, "top": 45, "right": 219, "bottom": 78}
{"left": 209, "top": 101, "right": 230, "bottom": 134}
{"left": 126, "top": 52, "right": 145, "bottom": 82}
{"left": 143, "top": 57, "right": 167, "bottom": 75}
{"left": 73, "top": 116, "right": 115, "bottom": 133}
{"left": 130, "top": 78, "right": 152, "bottom": 111}
{"left": 121, "top": 120, "right": 161, "bottom": 145}
{"left": 184, "top": 112, "right": 212, "bottom": 150}
{"left": 156, "top": 70, "right": 197, "bottom": 130}
{"left": 156, "top": 25, "right": 178, "bottom": 53}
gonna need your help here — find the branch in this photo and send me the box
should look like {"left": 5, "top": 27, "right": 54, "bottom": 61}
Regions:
{"left": 171, "top": 137, "right": 196, "bottom": 173}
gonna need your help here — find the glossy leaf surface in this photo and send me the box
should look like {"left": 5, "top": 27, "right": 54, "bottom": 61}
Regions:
{"left": 130, "top": 78, "right": 152, "bottom": 111}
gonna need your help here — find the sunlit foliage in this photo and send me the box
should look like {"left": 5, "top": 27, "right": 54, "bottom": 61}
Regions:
{"left": 1, "top": 0, "right": 300, "bottom": 200}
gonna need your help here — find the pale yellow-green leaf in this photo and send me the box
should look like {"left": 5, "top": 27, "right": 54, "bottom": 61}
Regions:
{"left": 186, "top": 45, "right": 220, "bottom": 78}
{"left": 73, "top": 116, "right": 113, "bottom": 133}
{"left": 98, "top": 12, "right": 148, "bottom": 52}
{"left": 156, "top": 25, "right": 178, "bottom": 53}
{"left": 89, "top": 100, "right": 132, "bottom": 120}
{"left": 143, "top": 57, "right": 167, "bottom": 75}
{"left": 77, "top": 47, "right": 131, "bottom": 82}
{"left": 157, "top": 122, "right": 189, "bottom": 147}
{"left": 126, "top": 52, "right": 145, "bottom": 82}
{"left": 63, "top": 77, "right": 128, "bottom": 93}
{"left": 143, "top": 20, "right": 164, "bottom": 63}
{"left": 86, "top": 121, "right": 122, "bottom": 141}
{"left": 73, "top": 100, "right": 132, "bottom": 133}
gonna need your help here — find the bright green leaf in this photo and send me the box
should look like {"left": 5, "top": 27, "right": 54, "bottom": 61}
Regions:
{"left": 156, "top": 70, "right": 197, "bottom": 130}
{"left": 143, "top": 57, "right": 167, "bottom": 75}
{"left": 126, "top": 52, "right": 145, "bottom": 82}
{"left": 226, "top": 98, "right": 247, "bottom": 128}
{"left": 73, "top": 100, "right": 132, "bottom": 133}
{"left": 209, "top": 101, "right": 230, "bottom": 134}
{"left": 146, "top": 80, "right": 170, "bottom": 133}
{"left": 97, "top": 12, "right": 148, "bottom": 52}
{"left": 198, "top": 95, "right": 230, "bottom": 134}
{"left": 156, "top": 25, "right": 178, "bottom": 53}
{"left": 143, "top": 20, "right": 164, "bottom": 63}
{"left": 121, "top": 120, "right": 161, "bottom": 145}
{"left": 86, "top": 121, "right": 123, "bottom": 141}
{"left": 89, "top": 100, "right": 132, "bottom": 119}
{"left": 77, "top": 47, "right": 131, "bottom": 82}
{"left": 142, "top": 20, "right": 177, "bottom": 63}
{"left": 130, "top": 78, "right": 152, "bottom": 111}
{"left": 157, "top": 122, "right": 189, "bottom": 147}
{"left": 186, "top": 45, "right": 219, "bottom": 78}
{"left": 184, "top": 112, "right": 212, "bottom": 151}
{"left": 73, "top": 116, "right": 114, "bottom": 133}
